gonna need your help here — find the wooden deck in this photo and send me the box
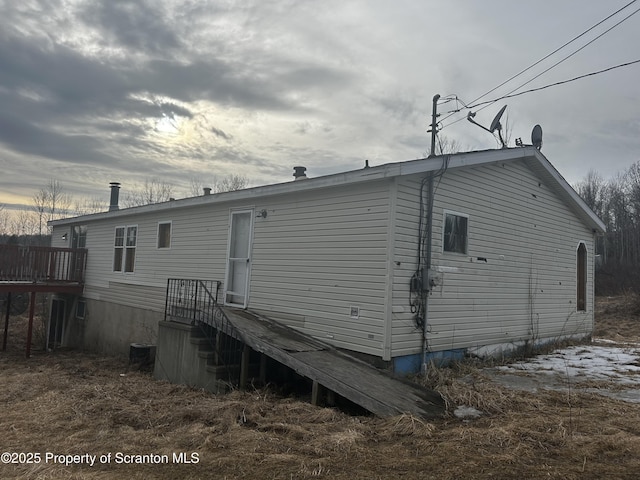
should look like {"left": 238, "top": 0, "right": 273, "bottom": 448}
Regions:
{"left": 0, "top": 245, "right": 86, "bottom": 294}
{"left": 222, "top": 308, "right": 445, "bottom": 418}
{"left": 1, "top": 245, "right": 87, "bottom": 356}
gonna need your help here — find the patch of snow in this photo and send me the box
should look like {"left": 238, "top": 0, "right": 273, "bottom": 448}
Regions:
{"left": 489, "top": 344, "right": 640, "bottom": 403}
{"left": 498, "top": 345, "right": 640, "bottom": 384}
{"left": 454, "top": 406, "right": 483, "bottom": 419}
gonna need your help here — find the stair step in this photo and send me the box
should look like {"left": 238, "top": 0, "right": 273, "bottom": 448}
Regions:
{"left": 197, "top": 350, "right": 215, "bottom": 361}
{"left": 206, "top": 363, "right": 260, "bottom": 376}
{"left": 190, "top": 337, "right": 213, "bottom": 347}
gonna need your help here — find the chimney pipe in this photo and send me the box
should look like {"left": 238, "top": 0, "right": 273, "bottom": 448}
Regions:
{"left": 293, "top": 166, "right": 307, "bottom": 180}
{"left": 109, "top": 182, "right": 121, "bottom": 212}
{"left": 203, "top": 187, "right": 212, "bottom": 195}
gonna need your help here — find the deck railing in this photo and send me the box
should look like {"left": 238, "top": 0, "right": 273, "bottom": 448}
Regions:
{"left": 0, "top": 245, "right": 87, "bottom": 283}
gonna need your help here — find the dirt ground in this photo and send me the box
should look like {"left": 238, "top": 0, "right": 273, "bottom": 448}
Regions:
{"left": 2, "top": 297, "right": 640, "bottom": 479}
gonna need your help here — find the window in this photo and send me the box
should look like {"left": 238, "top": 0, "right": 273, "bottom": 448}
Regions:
{"left": 72, "top": 225, "right": 87, "bottom": 248}
{"left": 113, "top": 227, "right": 124, "bottom": 271}
{"left": 443, "top": 212, "right": 468, "bottom": 254}
{"left": 157, "top": 222, "right": 172, "bottom": 249}
{"left": 76, "top": 300, "right": 86, "bottom": 320}
{"left": 125, "top": 226, "right": 137, "bottom": 272}
{"left": 577, "top": 243, "right": 587, "bottom": 311}
{"left": 114, "top": 225, "right": 137, "bottom": 273}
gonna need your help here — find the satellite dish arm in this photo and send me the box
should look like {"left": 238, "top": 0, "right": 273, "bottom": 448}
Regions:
{"left": 466, "top": 112, "right": 492, "bottom": 133}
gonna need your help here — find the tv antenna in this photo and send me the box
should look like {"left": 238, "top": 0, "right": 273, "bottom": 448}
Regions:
{"left": 467, "top": 105, "right": 508, "bottom": 148}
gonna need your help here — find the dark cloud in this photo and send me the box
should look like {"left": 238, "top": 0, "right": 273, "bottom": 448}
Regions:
{"left": 0, "top": 110, "right": 122, "bottom": 166}
{"left": 211, "top": 127, "right": 230, "bottom": 140}
{"left": 79, "top": 0, "right": 182, "bottom": 55}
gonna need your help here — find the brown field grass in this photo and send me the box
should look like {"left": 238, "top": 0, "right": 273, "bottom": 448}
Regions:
{"left": 1, "top": 297, "right": 640, "bottom": 479}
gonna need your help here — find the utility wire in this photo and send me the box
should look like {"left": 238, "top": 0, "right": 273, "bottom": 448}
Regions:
{"left": 439, "top": 58, "right": 640, "bottom": 129}
{"left": 471, "top": 4, "right": 640, "bottom": 112}
{"left": 438, "top": 0, "right": 639, "bottom": 125}
{"left": 466, "top": 59, "right": 640, "bottom": 109}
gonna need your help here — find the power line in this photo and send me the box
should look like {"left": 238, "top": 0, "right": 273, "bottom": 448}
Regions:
{"left": 472, "top": 4, "right": 640, "bottom": 113}
{"left": 438, "top": 0, "right": 639, "bottom": 125}
{"left": 465, "top": 59, "right": 640, "bottom": 109}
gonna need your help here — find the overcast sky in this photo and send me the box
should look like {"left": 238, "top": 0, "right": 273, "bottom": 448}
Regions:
{"left": 0, "top": 0, "right": 638, "bottom": 211}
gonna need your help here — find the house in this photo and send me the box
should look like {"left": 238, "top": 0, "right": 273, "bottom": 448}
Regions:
{"left": 48, "top": 146, "right": 606, "bottom": 375}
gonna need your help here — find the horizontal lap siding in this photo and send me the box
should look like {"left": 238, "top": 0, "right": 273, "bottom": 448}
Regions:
{"left": 392, "top": 160, "right": 594, "bottom": 357}
{"left": 72, "top": 205, "right": 230, "bottom": 311}
{"left": 249, "top": 181, "right": 391, "bottom": 357}
{"left": 68, "top": 181, "right": 392, "bottom": 358}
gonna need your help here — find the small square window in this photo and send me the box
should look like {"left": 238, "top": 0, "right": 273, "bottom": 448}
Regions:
{"left": 444, "top": 213, "right": 468, "bottom": 254}
{"left": 158, "top": 222, "right": 171, "bottom": 249}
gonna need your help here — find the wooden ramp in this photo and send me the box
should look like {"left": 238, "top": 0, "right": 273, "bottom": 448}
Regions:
{"left": 222, "top": 308, "right": 445, "bottom": 418}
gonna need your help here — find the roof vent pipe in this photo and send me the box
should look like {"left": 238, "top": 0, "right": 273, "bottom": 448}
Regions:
{"left": 109, "top": 182, "right": 121, "bottom": 212}
{"left": 203, "top": 187, "right": 212, "bottom": 195}
{"left": 293, "top": 166, "right": 307, "bottom": 180}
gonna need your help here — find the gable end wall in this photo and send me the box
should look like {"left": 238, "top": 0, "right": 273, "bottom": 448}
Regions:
{"left": 391, "top": 159, "right": 595, "bottom": 358}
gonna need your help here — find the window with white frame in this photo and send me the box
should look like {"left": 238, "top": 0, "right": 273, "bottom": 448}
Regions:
{"left": 113, "top": 225, "right": 137, "bottom": 272}
{"left": 443, "top": 212, "right": 468, "bottom": 254}
{"left": 157, "top": 221, "right": 172, "bottom": 249}
{"left": 113, "top": 227, "right": 124, "bottom": 271}
{"left": 72, "top": 225, "right": 87, "bottom": 248}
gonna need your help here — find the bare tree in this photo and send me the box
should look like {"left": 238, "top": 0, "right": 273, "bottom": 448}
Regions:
{"left": 32, "top": 179, "right": 71, "bottom": 235}
{"left": 0, "top": 204, "right": 8, "bottom": 236}
{"left": 121, "top": 179, "right": 174, "bottom": 207}
{"left": 574, "top": 170, "right": 606, "bottom": 218}
{"left": 9, "top": 210, "right": 38, "bottom": 237}
{"left": 187, "top": 174, "right": 250, "bottom": 197}
{"left": 73, "top": 197, "right": 108, "bottom": 216}
{"left": 215, "top": 174, "right": 249, "bottom": 192}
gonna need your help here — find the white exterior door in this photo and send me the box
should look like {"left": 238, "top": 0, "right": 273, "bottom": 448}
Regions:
{"left": 224, "top": 210, "right": 254, "bottom": 307}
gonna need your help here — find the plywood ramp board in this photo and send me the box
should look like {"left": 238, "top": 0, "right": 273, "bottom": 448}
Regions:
{"left": 223, "top": 308, "right": 445, "bottom": 418}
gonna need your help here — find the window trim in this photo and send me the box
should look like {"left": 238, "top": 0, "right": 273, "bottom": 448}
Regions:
{"left": 113, "top": 224, "right": 138, "bottom": 273}
{"left": 72, "top": 225, "right": 87, "bottom": 248}
{"left": 157, "top": 221, "right": 172, "bottom": 250}
{"left": 113, "top": 226, "right": 125, "bottom": 272}
{"left": 442, "top": 210, "right": 469, "bottom": 255}
{"left": 576, "top": 241, "right": 588, "bottom": 312}
{"left": 76, "top": 300, "right": 86, "bottom": 320}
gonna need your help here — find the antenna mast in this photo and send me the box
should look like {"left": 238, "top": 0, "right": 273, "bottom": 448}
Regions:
{"left": 428, "top": 94, "right": 440, "bottom": 157}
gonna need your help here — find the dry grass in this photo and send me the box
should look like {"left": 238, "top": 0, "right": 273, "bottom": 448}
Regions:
{"left": 594, "top": 294, "right": 640, "bottom": 342}
{"left": 2, "top": 298, "right": 640, "bottom": 479}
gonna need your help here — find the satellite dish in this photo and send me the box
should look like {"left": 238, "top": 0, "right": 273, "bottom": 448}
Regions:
{"left": 467, "top": 105, "right": 508, "bottom": 148}
{"left": 489, "top": 105, "right": 507, "bottom": 133}
{"left": 531, "top": 124, "right": 543, "bottom": 151}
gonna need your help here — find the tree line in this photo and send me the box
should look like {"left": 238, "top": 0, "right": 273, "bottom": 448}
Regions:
{"left": 0, "top": 175, "right": 249, "bottom": 241}
{"left": 573, "top": 162, "right": 640, "bottom": 294}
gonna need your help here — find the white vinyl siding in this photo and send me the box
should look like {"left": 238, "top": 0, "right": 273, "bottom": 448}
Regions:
{"left": 392, "top": 160, "right": 595, "bottom": 357}
{"left": 248, "top": 181, "right": 391, "bottom": 356}
{"left": 63, "top": 180, "right": 392, "bottom": 358}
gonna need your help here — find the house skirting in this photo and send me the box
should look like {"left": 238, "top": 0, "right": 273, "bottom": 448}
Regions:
{"left": 64, "top": 298, "right": 161, "bottom": 355}
{"left": 393, "top": 332, "right": 593, "bottom": 374}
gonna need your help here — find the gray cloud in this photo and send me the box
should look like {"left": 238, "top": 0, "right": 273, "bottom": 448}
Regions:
{"left": 0, "top": 0, "right": 639, "bottom": 213}
{"left": 80, "top": 0, "right": 182, "bottom": 55}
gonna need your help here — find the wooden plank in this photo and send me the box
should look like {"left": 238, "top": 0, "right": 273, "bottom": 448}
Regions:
{"left": 222, "top": 308, "right": 444, "bottom": 418}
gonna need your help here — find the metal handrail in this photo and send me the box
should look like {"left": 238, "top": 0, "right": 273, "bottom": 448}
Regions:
{"left": 165, "top": 278, "right": 244, "bottom": 384}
